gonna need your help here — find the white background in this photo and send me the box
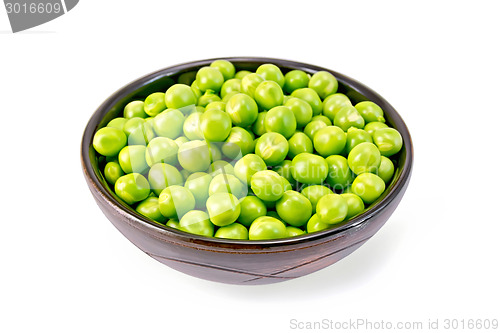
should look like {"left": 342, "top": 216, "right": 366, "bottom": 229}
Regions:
{"left": 1, "top": 1, "right": 499, "bottom": 332}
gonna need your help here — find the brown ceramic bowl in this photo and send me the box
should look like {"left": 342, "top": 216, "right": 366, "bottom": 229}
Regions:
{"left": 81, "top": 57, "right": 413, "bottom": 285}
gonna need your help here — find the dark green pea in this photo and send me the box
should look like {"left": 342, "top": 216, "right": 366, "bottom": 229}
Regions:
{"left": 291, "top": 153, "right": 328, "bottom": 185}
{"left": 266, "top": 211, "right": 280, "bottom": 219}
{"left": 301, "top": 185, "right": 334, "bottom": 213}
{"left": 340, "top": 193, "right": 365, "bottom": 219}
{"left": 210, "top": 60, "right": 235, "bottom": 81}
{"left": 306, "top": 214, "right": 330, "bottom": 233}
{"left": 222, "top": 127, "right": 255, "bottom": 159}
{"left": 308, "top": 71, "right": 338, "bottom": 99}
{"left": 283, "top": 70, "right": 310, "bottom": 94}
{"left": 148, "top": 163, "right": 183, "bottom": 196}
{"left": 144, "top": 92, "right": 166, "bottom": 117}
{"left": 177, "top": 71, "right": 197, "bottom": 85}
{"left": 118, "top": 145, "right": 148, "bottom": 174}
{"left": 364, "top": 121, "right": 389, "bottom": 136}
{"left": 372, "top": 128, "right": 403, "bottom": 157}
{"left": 256, "top": 64, "right": 285, "bottom": 88}
{"left": 184, "top": 172, "right": 212, "bottom": 208}
{"left": 136, "top": 196, "right": 167, "bottom": 223}
{"left": 303, "top": 120, "right": 327, "bottom": 141}
{"left": 215, "top": 223, "right": 249, "bottom": 240}
{"left": 179, "top": 210, "right": 214, "bottom": 237}
{"left": 378, "top": 156, "right": 395, "bottom": 183}
{"left": 114, "top": 173, "right": 151, "bottom": 205}
{"left": 152, "top": 109, "right": 185, "bottom": 139}
{"left": 334, "top": 106, "right": 365, "bottom": 131}
{"left": 220, "top": 78, "right": 241, "bottom": 99}
{"left": 345, "top": 128, "right": 373, "bottom": 153}
{"left": 238, "top": 196, "right": 267, "bottom": 227}
{"left": 291, "top": 88, "right": 323, "bottom": 115}
{"left": 288, "top": 132, "right": 313, "bottom": 159}
{"left": 323, "top": 93, "right": 352, "bottom": 121}
{"left": 252, "top": 111, "right": 268, "bottom": 137}
{"left": 313, "top": 126, "right": 346, "bottom": 157}
{"left": 104, "top": 161, "right": 124, "bottom": 185}
{"left": 124, "top": 101, "right": 147, "bottom": 119}
{"left": 285, "top": 97, "right": 313, "bottom": 128}
{"left": 351, "top": 173, "right": 386, "bottom": 204}
{"left": 255, "top": 132, "right": 289, "bottom": 166}
{"left": 145, "top": 137, "right": 178, "bottom": 166}
{"left": 248, "top": 216, "right": 287, "bottom": 240}
{"left": 355, "top": 101, "right": 386, "bottom": 123}
{"left": 347, "top": 142, "right": 381, "bottom": 175}
{"left": 264, "top": 106, "right": 297, "bottom": 139}
{"left": 325, "top": 155, "right": 354, "bottom": 191}
{"left": 234, "top": 154, "right": 267, "bottom": 185}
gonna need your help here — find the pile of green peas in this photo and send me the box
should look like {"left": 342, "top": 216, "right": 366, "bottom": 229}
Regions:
{"left": 92, "top": 60, "right": 403, "bottom": 241}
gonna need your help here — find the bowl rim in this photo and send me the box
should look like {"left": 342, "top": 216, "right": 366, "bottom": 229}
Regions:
{"left": 81, "top": 56, "right": 413, "bottom": 248}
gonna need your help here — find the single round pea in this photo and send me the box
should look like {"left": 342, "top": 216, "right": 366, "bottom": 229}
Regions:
{"left": 144, "top": 92, "right": 166, "bottom": 117}
{"left": 184, "top": 172, "right": 212, "bottom": 208}
{"left": 264, "top": 106, "right": 297, "bottom": 139}
{"left": 351, "top": 173, "right": 386, "bottom": 204}
{"left": 196, "top": 66, "right": 224, "bottom": 92}
{"left": 93, "top": 127, "right": 127, "bottom": 157}
{"left": 323, "top": 93, "right": 352, "bottom": 121}
{"left": 178, "top": 140, "right": 211, "bottom": 172}
{"left": 241, "top": 73, "right": 264, "bottom": 99}
{"left": 198, "top": 91, "right": 221, "bottom": 107}
{"left": 123, "top": 117, "right": 145, "bottom": 136}
{"left": 158, "top": 185, "right": 196, "bottom": 219}
{"left": 254, "top": 81, "right": 284, "bottom": 110}
{"left": 284, "top": 97, "right": 313, "bottom": 128}
{"left": 124, "top": 101, "right": 147, "bottom": 119}
{"left": 104, "top": 161, "right": 124, "bottom": 185}
{"left": 206, "top": 192, "right": 241, "bottom": 227}
{"left": 145, "top": 137, "right": 178, "bottom": 166}
{"left": 355, "top": 101, "right": 385, "bottom": 123}
{"left": 303, "top": 120, "right": 327, "bottom": 141}
{"left": 378, "top": 156, "right": 395, "bottom": 183}
{"left": 255, "top": 132, "right": 289, "bottom": 166}
{"left": 107, "top": 117, "right": 128, "bottom": 131}
{"left": 127, "top": 120, "right": 156, "bottom": 146}
{"left": 222, "top": 127, "right": 255, "bottom": 159}
{"left": 200, "top": 108, "right": 232, "bottom": 142}
{"left": 205, "top": 101, "right": 226, "bottom": 112}
{"left": 276, "top": 190, "right": 312, "bottom": 227}
{"left": 316, "top": 194, "right": 348, "bottom": 224}
{"left": 291, "top": 153, "right": 328, "bottom": 185}
{"left": 118, "top": 145, "right": 148, "bottom": 174}
{"left": 235, "top": 70, "right": 252, "bottom": 80}
{"left": 334, "top": 106, "right": 365, "bottom": 131}
{"left": 226, "top": 93, "right": 259, "bottom": 127}
{"left": 252, "top": 111, "right": 267, "bottom": 137}
{"left": 250, "top": 170, "right": 285, "bottom": 202}
{"left": 234, "top": 153, "right": 267, "bottom": 184}
{"left": 285, "top": 226, "right": 305, "bottom": 237}
{"left": 136, "top": 196, "right": 167, "bottom": 223}
{"left": 222, "top": 91, "right": 239, "bottom": 103}
{"left": 347, "top": 142, "right": 381, "bottom": 175}
{"left": 311, "top": 115, "right": 332, "bottom": 126}
{"left": 208, "top": 160, "right": 235, "bottom": 177}
{"left": 114, "top": 173, "right": 150, "bottom": 205}
{"left": 152, "top": 109, "right": 185, "bottom": 139}
{"left": 364, "top": 121, "right": 389, "bottom": 136}
{"left": 248, "top": 216, "right": 287, "bottom": 240}
{"left": 301, "top": 185, "right": 333, "bottom": 213}
{"left": 340, "top": 193, "right": 365, "bottom": 219}
{"left": 220, "top": 79, "right": 241, "bottom": 100}
{"left": 287, "top": 132, "right": 313, "bottom": 159}
{"left": 326, "top": 155, "right": 354, "bottom": 190}
{"left": 256, "top": 64, "right": 285, "bottom": 88}
{"left": 308, "top": 71, "right": 338, "bottom": 99}
{"left": 291, "top": 88, "right": 323, "bottom": 115}
{"left": 283, "top": 70, "right": 310, "bottom": 94}
{"left": 165, "top": 84, "right": 197, "bottom": 110}
{"left": 372, "top": 128, "right": 403, "bottom": 157}
{"left": 209, "top": 174, "right": 247, "bottom": 198}
{"left": 148, "top": 163, "right": 183, "bottom": 196}
{"left": 274, "top": 160, "right": 294, "bottom": 183}
{"left": 210, "top": 60, "right": 235, "bottom": 81}
{"left": 166, "top": 219, "right": 180, "bottom": 230}
{"left": 313, "top": 126, "right": 347, "bottom": 157}
{"left": 306, "top": 214, "right": 330, "bottom": 233}
{"left": 238, "top": 196, "right": 267, "bottom": 227}
{"left": 180, "top": 210, "right": 214, "bottom": 237}
{"left": 174, "top": 136, "right": 189, "bottom": 148}
{"left": 182, "top": 112, "right": 204, "bottom": 140}
{"left": 215, "top": 223, "right": 248, "bottom": 240}
{"left": 345, "top": 127, "right": 373, "bottom": 153}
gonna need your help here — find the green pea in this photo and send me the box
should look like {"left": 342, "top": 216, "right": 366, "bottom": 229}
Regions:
{"left": 93, "top": 127, "right": 127, "bottom": 157}
{"left": 284, "top": 97, "right": 313, "bottom": 128}
{"left": 255, "top": 132, "right": 289, "bottom": 166}
{"left": 165, "top": 84, "right": 197, "bottom": 110}
{"left": 144, "top": 92, "right": 166, "bottom": 117}
{"left": 252, "top": 111, "right": 268, "bottom": 137}
{"left": 177, "top": 71, "right": 197, "bottom": 86}
{"left": 323, "top": 93, "right": 352, "bottom": 121}
{"left": 241, "top": 73, "right": 264, "bottom": 99}
{"left": 288, "top": 132, "right": 313, "bottom": 159}
{"left": 234, "top": 153, "right": 267, "bottom": 184}
{"left": 316, "top": 193, "right": 348, "bottom": 224}
{"left": 364, "top": 121, "right": 389, "bottom": 136}
{"left": 148, "top": 163, "right": 183, "bottom": 196}
{"left": 248, "top": 216, "right": 287, "bottom": 240}
{"left": 303, "top": 120, "right": 327, "bottom": 141}
{"left": 182, "top": 112, "right": 204, "bottom": 140}
{"left": 345, "top": 127, "right": 373, "bottom": 153}
{"left": 196, "top": 66, "right": 224, "bottom": 92}
{"left": 250, "top": 170, "right": 285, "bottom": 202}
{"left": 104, "top": 161, "right": 124, "bottom": 185}
{"left": 355, "top": 101, "right": 385, "bottom": 123}
{"left": 306, "top": 214, "right": 330, "bottom": 233}
{"left": 311, "top": 115, "right": 332, "bottom": 126}
{"left": 178, "top": 140, "right": 211, "bottom": 172}
{"left": 308, "top": 71, "right": 338, "bottom": 99}
{"left": 274, "top": 160, "right": 294, "bottom": 183}
{"left": 291, "top": 88, "right": 323, "bottom": 115}
{"left": 191, "top": 80, "right": 202, "bottom": 101}
{"left": 205, "top": 101, "right": 226, "bottom": 112}
{"left": 107, "top": 117, "right": 128, "bottom": 131}
{"left": 136, "top": 196, "right": 167, "bottom": 223}
{"left": 208, "top": 160, "right": 235, "bottom": 177}
{"left": 179, "top": 210, "right": 214, "bottom": 237}
{"left": 200, "top": 108, "right": 232, "bottom": 142}
{"left": 301, "top": 185, "right": 333, "bottom": 213}
{"left": 276, "top": 190, "right": 312, "bottom": 227}
{"left": 313, "top": 126, "right": 347, "bottom": 157}
{"left": 145, "top": 137, "right": 178, "bottom": 166}
{"left": 215, "top": 223, "right": 249, "bottom": 240}
{"left": 158, "top": 185, "right": 196, "bottom": 219}
{"left": 210, "top": 60, "right": 235, "bottom": 81}
{"left": 340, "top": 193, "right": 365, "bottom": 219}
{"left": 325, "top": 155, "right": 354, "bottom": 190}
{"left": 291, "top": 153, "right": 328, "bottom": 185}
{"left": 150, "top": 109, "right": 183, "bottom": 140}
{"left": 174, "top": 136, "right": 189, "bottom": 148}
{"left": 220, "top": 78, "right": 241, "bottom": 98}
{"left": 283, "top": 70, "right": 310, "bottom": 94}
{"left": 347, "top": 142, "right": 381, "bottom": 175}
{"left": 235, "top": 70, "right": 252, "bottom": 80}
{"left": 254, "top": 81, "right": 284, "bottom": 110}
{"left": 351, "top": 173, "right": 386, "bottom": 204}
{"left": 209, "top": 174, "right": 247, "bottom": 198}
{"left": 222, "top": 127, "right": 255, "bottom": 159}
{"left": 184, "top": 172, "right": 212, "bottom": 208}
{"left": 334, "top": 106, "right": 365, "bottom": 131}
{"left": 285, "top": 226, "right": 305, "bottom": 237}
{"left": 206, "top": 192, "right": 241, "bottom": 227}
{"left": 197, "top": 91, "right": 221, "bottom": 107}
{"left": 226, "top": 93, "right": 259, "bottom": 127}
{"left": 372, "top": 128, "right": 403, "bottom": 157}
{"left": 123, "top": 117, "right": 145, "bottom": 136}
{"left": 118, "top": 145, "right": 148, "bottom": 174}
{"left": 115, "top": 173, "right": 150, "bottom": 205}
{"left": 378, "top": 156, "right": 395, "bottom": 183}
{"left": 124, "top": 101, "right": 147, "bottom": 119}
{"left": 166, "top": 219, "right": 180, "bottom": 230}
{"left": 256, "top": 64, "right": 285, "bottom": 88}
{"left": 264, "top": 106, "right": 297, "bottom": 139}
{"left": 238, "top": 196, "right": 267, "bottom": 227}
{"left": 222, "top": 91, "right": 239, "bottom": 103}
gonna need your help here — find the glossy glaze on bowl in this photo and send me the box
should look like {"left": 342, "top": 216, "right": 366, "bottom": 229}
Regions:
{"left": 81, "top": 57, "right": 413, "bottom": 285}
